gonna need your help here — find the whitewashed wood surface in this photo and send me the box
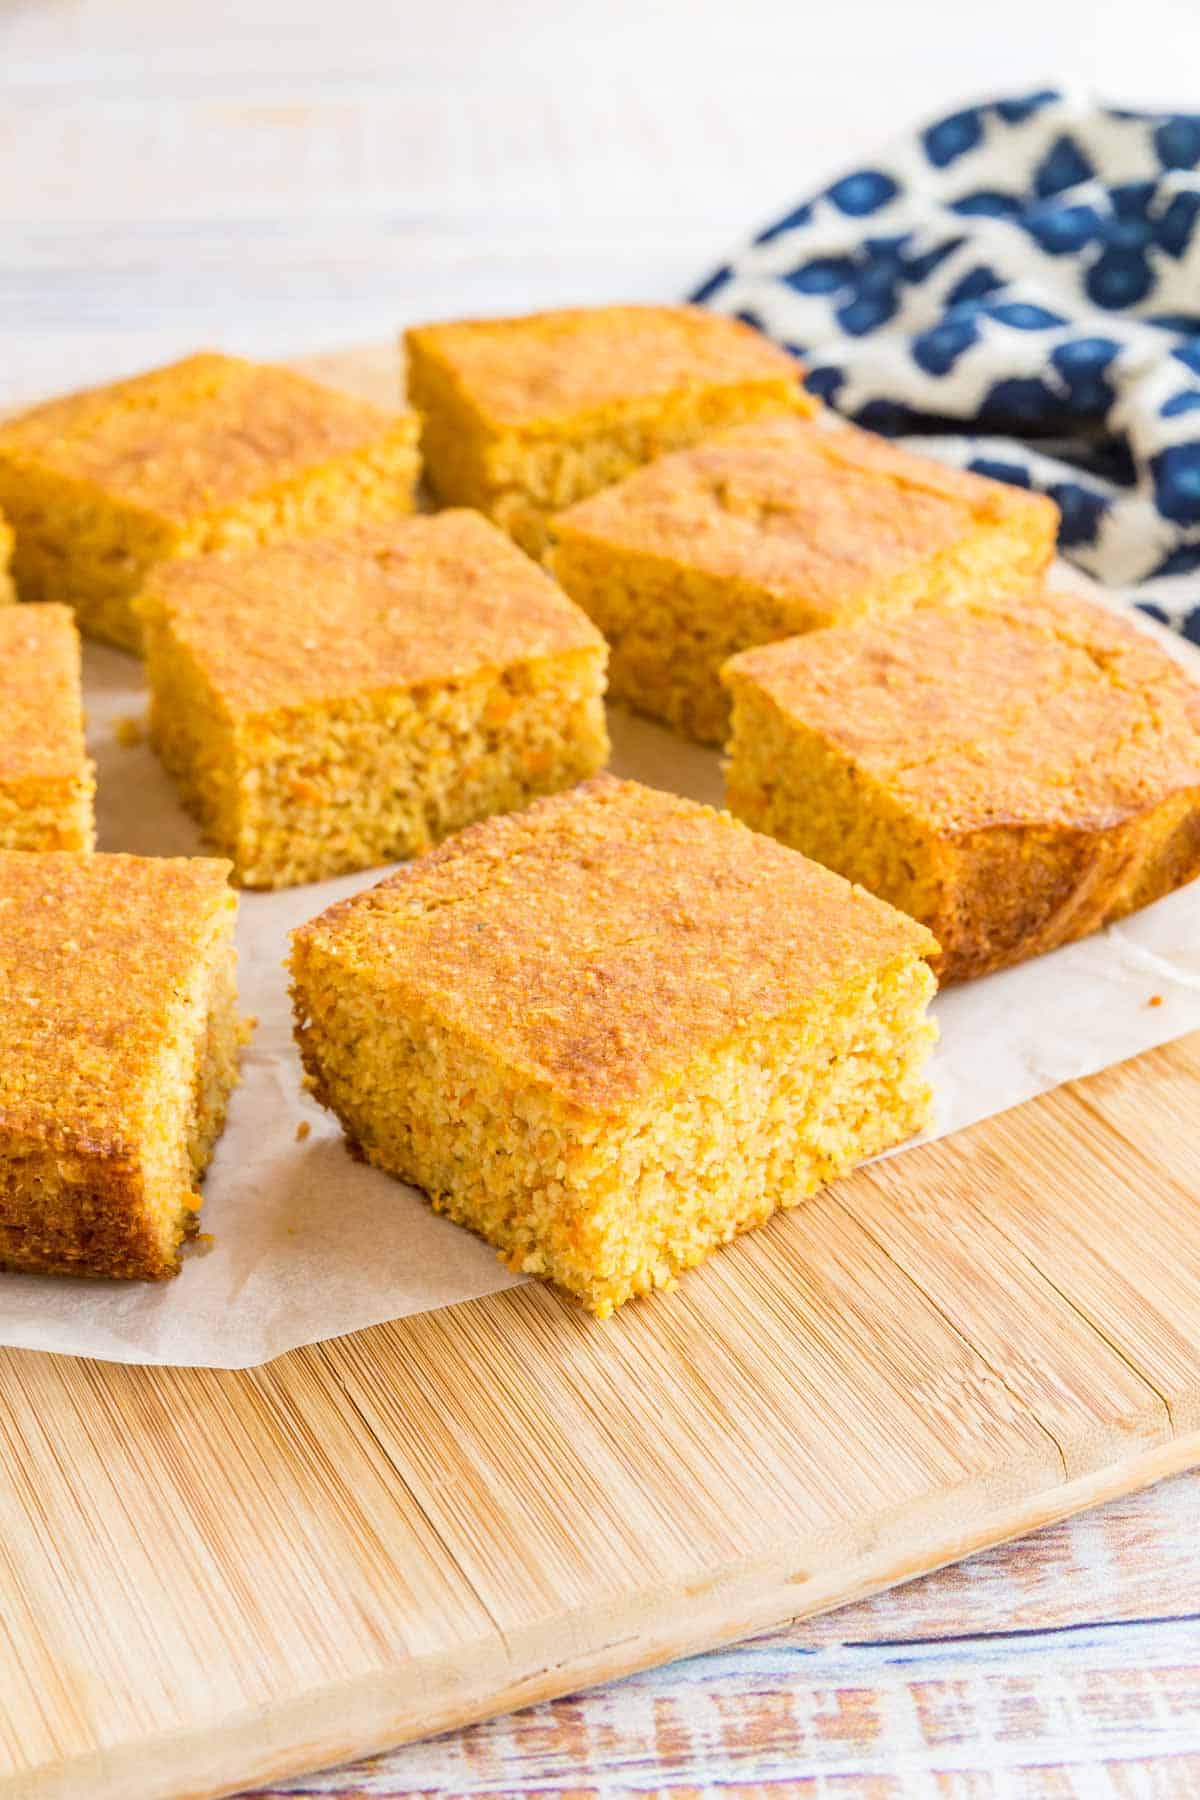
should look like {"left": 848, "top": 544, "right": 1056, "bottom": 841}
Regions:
{"left": 4, "top": 2, "right": 1200, "bottom": 1791}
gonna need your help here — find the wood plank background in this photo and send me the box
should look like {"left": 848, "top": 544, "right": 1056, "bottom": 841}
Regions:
{"left": 4, "top": 3, "right": 1200, "bottom": 1793}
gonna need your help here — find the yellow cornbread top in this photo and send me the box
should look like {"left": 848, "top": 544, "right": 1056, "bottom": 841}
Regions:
{"left": 293, "top": 775, "right": 935, "bottom": 1116}
{"left": 404, "top": 305, "right": 807, "bottom": 433}
{"left": 0, "top": 604, "right": 86, "bottom": 781}
{"left": 725, "top": 590, "right": 1200, "bottom": 837}
{"left": 554, "top": 415, "right": 1058, "bottom": 604}
{"left": 0, "top": 852, "right": 234, "bottom": 1153}
{"left": 0, "top": 352, "right": 414, "bottom": 524}
{"left": 137, "top": 510, "right": 606, "bottom": 717}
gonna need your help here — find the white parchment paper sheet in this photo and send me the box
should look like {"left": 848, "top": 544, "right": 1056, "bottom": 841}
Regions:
{"left": 2, "top": 594, "right": 1197, "bottom": 1368}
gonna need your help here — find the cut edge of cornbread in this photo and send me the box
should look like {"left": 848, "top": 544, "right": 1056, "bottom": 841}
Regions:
{"left": 291, "top": 927, "right": 936, "bottom": 1317}
{"left": 0, "top": 771, "right": 96, "bottom": 855}
{"left": 140, "top": 589, "right": 611, "bottom": 888}
{"left": 0, "top": 603, "right": 96, "bottom": 853}
{"left": 723, "top": 618, "right": 1200, "bottom": 983}
{"left": 549, "top": 430, "right": 1059, "bottom": 746}
{"left": 0, "top": 409, "right": 421, "bottom": 653}
{"left": 405, "top": 315, "right": 815, "bottom": 558}
{"left": 290, "top": 774, "right": 939, "bottom": 1314}
{"left": 0, "top": 869, "right": 245, "bottom": 1280}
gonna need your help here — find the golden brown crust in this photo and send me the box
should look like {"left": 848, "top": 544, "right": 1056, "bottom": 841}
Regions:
{"left": 724, "top": 591, "right": 1200, "bottom": 981}
{"left": 136, "top": 510, "right": 606, "bottom": 716}
{"left": 0, "top": 603, "right": 94, "bottom": 851}
{"left": 727, "top": 589, "right": 1200, "bottom": 835}
{"left": 293, "top": 775, "right": 935, "bottom": 1115}
{"left": 0, "top": 351, "right": 415, "bottom": 525}
{"left": 404, "top": 305, "right": 806, "bottom": 432}
{"left": 0, "top": 851, "right": 233, "bottom": 1155}
{"left": 553, "top": 414, "right": 1059, "bottom": 606}
{"left": 0, "top": 603, "right": 89, "bottom": 782}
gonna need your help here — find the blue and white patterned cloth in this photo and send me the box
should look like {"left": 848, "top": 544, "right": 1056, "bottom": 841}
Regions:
{"left": 692, "top": 88, "right": 1200, "bottom": 642}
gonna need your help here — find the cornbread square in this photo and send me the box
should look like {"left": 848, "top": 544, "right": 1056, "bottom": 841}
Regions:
{"left": 551, "top": 415, "right": 1060, "bottom": 744}
{"left": 0, "top": 507, "right": 14, "bottom": 604}
{"left": 0, "top": 352, "right": 421, "bottom": 652}
{"left": 0, "top": 604, "right": 94, "bottom": 851}
{"left": 291, "top": 776, "right": 937, "bottom": 1316}
{"left": 404, "top": 304, "right": 814, "bottom": 557}
{"left": 0, "top": 852, "right": 244, "bottom": 1279}
{"left": 724, "top": 590, "right": 1200, "bottom": 983}
{"left": 138, "top": 511, "right": 610, "bottom": 889}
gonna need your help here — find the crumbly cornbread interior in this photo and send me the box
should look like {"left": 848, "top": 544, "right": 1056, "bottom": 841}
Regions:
{"left": 0, "top": 853, "right": 245, "bottom": 1279}
{"left": 550, "top": 414, "right": 1060, "bottom": 744}
{"left": 405, "top": 305, "right": 815, "bottom": 556}
{"left": 291, "top": 776, "right": 937, "bottom": 1315}
{"left": 138, "top": 511, "right": 609, "bottom": 888}
{"left": 0, "top": 352, "right": 421, "bottom": 651}
{"left": 0, "top": 603, "right": 95, "bottom": 852}
{"left": 724, "top": 590, "right": 1200, "bottom": 981}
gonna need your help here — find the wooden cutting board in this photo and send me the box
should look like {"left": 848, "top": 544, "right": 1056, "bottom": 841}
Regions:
{"left": 4, "top": 347, "right": 1200, "bottom": 1800}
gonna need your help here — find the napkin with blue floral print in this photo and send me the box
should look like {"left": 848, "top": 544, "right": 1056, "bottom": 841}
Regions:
{"left": 692, "top": 88, "right": 1200, "bottom": 641}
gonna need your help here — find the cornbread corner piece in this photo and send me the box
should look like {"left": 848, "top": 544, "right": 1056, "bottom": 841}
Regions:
{"left": 0, "top": 852, "right": 245, "bottom": 1279}
{"left": 0, "top": 603, "right": 95, "bottom": 851}
{"left": 138, "top": 510, "right": 610, "bottom": 889}
{"left": 290, "top": 775, "right": 938, "bottom": 1317}
{"left": 403, "top": 303, "right": 815, "bottom": 557}
{"left": 724, "top": 590, "right": 1200, "bottom": 984}
{"left": 550, "top": 414, "right": 1060, "bottom": 745}
{"left": 0, "top": 507, "right": 14, "bottom": 604}
{"left": 0, "top": 352, "right": 421, "bottom": 652}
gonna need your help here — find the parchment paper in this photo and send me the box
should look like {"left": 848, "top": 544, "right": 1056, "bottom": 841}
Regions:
{"left": 2, "top": 596, "right": 1197, "bottom": 1369}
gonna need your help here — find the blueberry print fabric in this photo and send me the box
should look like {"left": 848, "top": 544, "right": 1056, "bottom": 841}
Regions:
{"left": 692, "top": 89, "right": 1200, "bottom": 642}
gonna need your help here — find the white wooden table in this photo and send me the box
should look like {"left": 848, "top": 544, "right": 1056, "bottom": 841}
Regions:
{"left": 4, "top": 1, "right": 1200, "bottom": 1789}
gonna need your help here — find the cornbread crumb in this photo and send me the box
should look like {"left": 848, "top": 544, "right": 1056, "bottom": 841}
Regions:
{"left": 115, "top": 714, "right": 145, "bottom": 748}
{"left": 0, "top": 852, "right": 244, "bottom": 1279}
{"left": 0, "top": 603, "right": 95, "bottom": 852}
{"left": 724, "top": 589, "right": 1200, "bottom": 982}
{"left": 405, "top": 305, "right": 814, "bottom": 557}
{"left": 551, "top": 414, "right": 1060, "bottom": 744}
{"left": 290, "top": 776, "right": 937, "bottom": 1315}
{"left": 296, "top": 1120, "right": 312, "bottom": 1142}
{"left": 139, "top": 511, "right": 610, "bottom": 888}
{"left": 0, "top": 352, "right": 421, "bottom": 651}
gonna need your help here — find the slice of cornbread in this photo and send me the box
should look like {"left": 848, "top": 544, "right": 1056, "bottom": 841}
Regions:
{"left": 0, "top": 507, "right": 14, "bottom": 604}
{"left": 0, "top": 852, "right": 245, "bottom": 1279}
{"left": 550, "top": 415, "right": 1060, "bottom": 745}
{"left": 724, "top": 590, "right": 1200, "bottom": 983}
{"left": 138, "top": 511, "right": 610, "bottom": 889}
{"left": 0, "top": 604, "right": 95, "bottom": 852}
{"left": 404, "top": 304, "right": 815, "bottom": 557}
{"left": 0, "top": 352, "right": 421, "bottom": 651}
{"left": 291, "top": 776, "right": 938, "bottom": 1316}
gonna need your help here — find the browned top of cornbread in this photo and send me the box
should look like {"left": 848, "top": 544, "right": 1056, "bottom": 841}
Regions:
{"left": 0, "top": 352, "right": 411, "bottom": 523}
{"left": 294, "top": 775, "right": 935, "bottom": 1114}
{"left": 138, "top": 510, "right": 606, "bottom": 716}
{"left": 0, "top": 852, "right": 234, "bottom": 1154}
{"left": 553, "top": 415, "right": 1056, "bottom": 599}
{"left": 0, "top": 604, "right": 86, "bottom": 780}
{"left": 404, "top": 305, "right": 805, "bottom": 431}
{"left": 726, "top": 590, "right": 1200, "bottom": 836}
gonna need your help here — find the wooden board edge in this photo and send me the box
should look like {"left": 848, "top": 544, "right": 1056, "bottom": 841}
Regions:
{"left": 15, "top": 1427, "right": 1200, "bottom": 1800}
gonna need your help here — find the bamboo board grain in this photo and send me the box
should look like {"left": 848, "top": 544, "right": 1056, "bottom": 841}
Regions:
{"left": 4, "top": 1034, "right": 1200, "bottom": 1800}
{"left": 4, "top": 349, "right": 1200, "bottom": 1800}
